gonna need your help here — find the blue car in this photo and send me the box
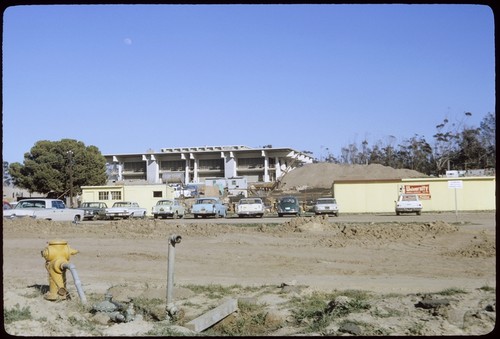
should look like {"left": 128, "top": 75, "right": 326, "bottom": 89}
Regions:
{"left": 191, "top": 197, "right": 227, "bottom": 218}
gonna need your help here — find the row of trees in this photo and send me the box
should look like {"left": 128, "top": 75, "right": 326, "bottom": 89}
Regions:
{"left": 307, "top": 112, "right": 495, "bottom": 176}
{"left": 6, "top": 112, "right": 495, "bottom": 199}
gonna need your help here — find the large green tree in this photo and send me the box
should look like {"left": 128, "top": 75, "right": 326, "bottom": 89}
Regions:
{"left": 8, "top": 139, "right": 107, "bottom": 198}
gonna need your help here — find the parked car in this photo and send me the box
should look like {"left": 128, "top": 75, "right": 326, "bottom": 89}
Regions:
{"left": 395, "top": 194, "right": 423, "bottom": 215}
{"left": 191, "top": 197, "right": 227, "bottom": 218}
{"left": 152, "top": 199, "right": 185, "bottom": 219}
{"left": 313, "top": 197, "right": 339, "bottom": 216}
{"left": 105, "top": 201, "right": 147, "bottom": 220}
{"left": 3, "top": 200, "right": 13, "bottom": 210}
{"left": 277, "top": 196, "right": 301, "bottom": 217}
{"left": 3, "top": 198, "right": 84, "bottom": 222}
{"left": 236, "top": 197, "right": 265, "bottom": 218}
{"left": 80, "top": 202, "right": 108, "bottom": 221}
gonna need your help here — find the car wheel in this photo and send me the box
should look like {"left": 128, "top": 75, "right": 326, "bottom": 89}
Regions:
{"left": 416, "top": 211, "right": 421, "bottom": 215}
{"left": 73, "top": 215, "right": 81, "bottom": 223}
{"left": 194, "top": 214, "right": 198, "bottom": 219}
{"left": 154, "top": 214, "right": 158, "bottom": 219}
{"left": 278, "top": 213, "right": 283, "bottom": 217}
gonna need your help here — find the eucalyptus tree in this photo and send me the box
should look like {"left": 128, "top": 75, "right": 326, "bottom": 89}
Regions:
{"left": 479, "top": 112, "right": 496, "bottom": 168}
{"left": 432, "top": 112, "right": 473, "bottom": 174}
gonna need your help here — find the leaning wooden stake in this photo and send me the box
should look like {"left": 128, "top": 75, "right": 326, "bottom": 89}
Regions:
{"left": 185, "top": 298, "right": 238, "bottom": 332}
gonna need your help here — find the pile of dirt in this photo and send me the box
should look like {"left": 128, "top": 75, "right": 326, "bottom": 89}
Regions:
{"left": 442, "top": 230, "right": 496, "bottom": 258}
{"left": 280, "top": 163, "right": 428, "bottom": 190}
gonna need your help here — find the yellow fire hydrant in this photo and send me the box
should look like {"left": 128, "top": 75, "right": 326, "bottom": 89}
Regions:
{"left": 41, "top": 239, "right": 79, "bottom": 301}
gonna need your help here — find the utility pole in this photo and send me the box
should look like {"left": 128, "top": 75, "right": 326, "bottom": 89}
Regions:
{"left": 67, "top": 150, "right": 74, "bottom": 208}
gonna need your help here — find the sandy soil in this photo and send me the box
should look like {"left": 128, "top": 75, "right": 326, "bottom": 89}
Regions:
{"left": 2, "top": 211, "right": 496, "bottom": 336}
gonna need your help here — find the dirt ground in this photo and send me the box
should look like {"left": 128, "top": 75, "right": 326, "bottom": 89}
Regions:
{"left": 2, "top": 211, "right": 496, "bottom": 336}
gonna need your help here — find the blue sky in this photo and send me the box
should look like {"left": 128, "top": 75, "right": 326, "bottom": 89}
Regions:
{"left": 2, "top": 4, "right": 495, "bottom": 164}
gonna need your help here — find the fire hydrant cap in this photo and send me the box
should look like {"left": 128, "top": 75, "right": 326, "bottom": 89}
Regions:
{"left": 48, "top": 240, "right": 68, "bottom": 245}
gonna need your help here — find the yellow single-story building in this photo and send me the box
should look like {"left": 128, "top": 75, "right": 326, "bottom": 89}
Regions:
{"left": 80, "top": 184, "right": 175, "bottom": 215}
{"left": 333, "top": 176, "right": 496, "bottom": 213}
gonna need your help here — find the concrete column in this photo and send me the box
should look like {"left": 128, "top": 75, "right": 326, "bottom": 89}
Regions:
{"left": 145, "top": 154, "right": 160, "bottom": 184}
{"left": 191, "top": 153, "right": 199, "bottom": 183}
{"left": 263, "top": 152, "right": 269, "bottom": 182}
{"left": 223, "top": 151, "right": 237, "bottom": 178}
{"left": 182, "top": 153, "right": 190, "bottom": 184}
{"left": 275, "top": 157, "right": 282, "bottom": 179}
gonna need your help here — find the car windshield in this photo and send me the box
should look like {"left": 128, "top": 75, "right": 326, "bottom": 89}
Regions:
{"left": 157, "top": 200, "right": 173, "bottom": 206}
{"left": 82, "top": 202, "right": 103, "bottom": 208}
{"left": 113, "top": 202, "right": 131, "bottom": 207}
{"left": 239, "top": 199, "right": 261, "bottom": 204}
{"left": 197, "top": 199, "right": 217, "bottom": 204}
{"left": 280, "top": 198, "right": 297, "bottom": 204}
{"left": 317, "top": 199, "right": 336, "bottom": 204}
{"left": 401, "top": 195, "right": 417, "bottom": 201}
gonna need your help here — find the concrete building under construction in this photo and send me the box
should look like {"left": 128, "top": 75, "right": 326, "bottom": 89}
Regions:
{"left": 104, "top": 145, "right": 314, "bottom": 185}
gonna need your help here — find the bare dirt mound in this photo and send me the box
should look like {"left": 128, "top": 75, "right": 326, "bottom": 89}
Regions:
{"left": 280, "top": 163, "right": 428, "bottom": 190}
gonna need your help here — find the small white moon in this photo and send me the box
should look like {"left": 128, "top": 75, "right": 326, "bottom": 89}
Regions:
{"left": 124, "top": 38, "right": 132, "bottom": 45}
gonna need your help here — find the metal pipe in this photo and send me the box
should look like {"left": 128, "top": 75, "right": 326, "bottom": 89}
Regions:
{"left": 166, "top": 234, "right": 181, "bottom": 317}
{"left": 62, "top": 262, "right": 87, "bottom": 304}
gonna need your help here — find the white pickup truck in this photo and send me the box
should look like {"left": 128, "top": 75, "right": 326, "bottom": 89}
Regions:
{"left": 236, "top": 197, "right": 265, "bottom": 218}
{"left": 105, "top": 201, "right": 147, "bottom": 220}
{"left": 2, "top": 198, "right": 85, "bottom": 222}
{"left": 395, "top": 194, "right": 423, "bottom": 215}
